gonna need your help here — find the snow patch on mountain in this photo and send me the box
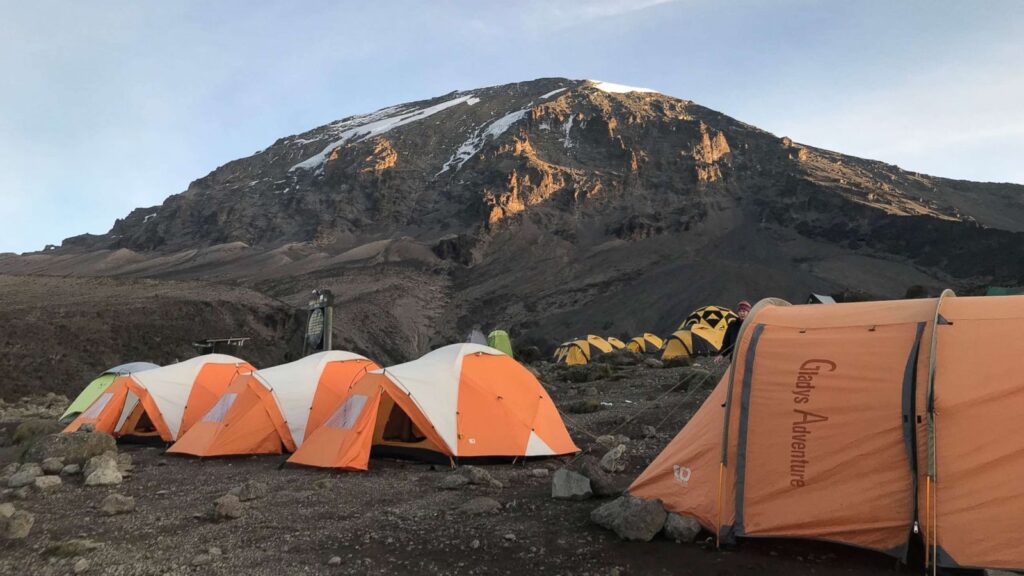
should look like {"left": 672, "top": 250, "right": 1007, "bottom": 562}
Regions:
{"left": 438, "top": 107, "right": 531, "bottom": 174}
{"left": 540, "top": 88, "right": 567, "bottom": 99}
{"left": 587, "top": 80, "right": 656, "bottom": 94}
{"left": 291, "top": 95, "right": 477, "bottom": 172}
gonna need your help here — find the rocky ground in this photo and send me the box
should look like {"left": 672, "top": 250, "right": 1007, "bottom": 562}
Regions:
{"left": 1, "top": 355, "right": 915, "bottom": 575}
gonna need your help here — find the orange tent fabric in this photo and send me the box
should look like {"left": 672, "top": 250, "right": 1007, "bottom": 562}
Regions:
{"left": 168, "top": 351, "right": 378, "bottom": 457}
{"left": 63, "top": 354, "right": 252, "bottom": 442}
{"left": 289, "top": 343, "right": 579, "bottom": 470}
{"left": 631, "top": 295, "right": 1024, "bottom": 571}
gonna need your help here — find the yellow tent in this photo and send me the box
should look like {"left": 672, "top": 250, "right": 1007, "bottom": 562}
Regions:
{"left": 627, "top": 333, "right": 664, "bottom": 354}
{"left": 662, "top": 306, "right": 738, "bottom": 360}
{"left": 557, "top": 335, "right": 614, "bottom": 365}
{"left": 606, "top": 337, "right": 626, "bottom": 349}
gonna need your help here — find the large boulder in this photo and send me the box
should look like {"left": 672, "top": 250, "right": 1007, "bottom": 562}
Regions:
{"left": 551, "top": 468, "right": 593, "bottom": 500}
{"left": 12, "top": 419, "right": 64, "bottom": 446}
{"left": 24, "top": 431, "right": 116, "bottom": 465}
{"left": 32, "top": 475, "right": 62, "bottom": 494}
{"left": 590, "top": 495, "right": 667, "bottom": 541}
{"left": 662, "top": 513, "right": 701, "bottom": 543}
{"left": 578, "top": 456, "right": 625, "bottom": 498}
{"left": 40, "top": 457, "right": 65, "bottom": 475}
{"left": 3, "top": 510, "right": 34, "bottom": 539}
{"left": 7, "top": 463, "right": 43, "bottom": 488}
{"left": 83, "top": 454, "right": 123, "bottom": 487}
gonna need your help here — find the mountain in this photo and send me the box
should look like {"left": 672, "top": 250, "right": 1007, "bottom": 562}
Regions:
{"left": 3, "top": 78, "right": 1023, "bottom": 398}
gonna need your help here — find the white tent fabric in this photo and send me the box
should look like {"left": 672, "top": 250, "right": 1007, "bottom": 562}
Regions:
{"left": 373, "top": 343, "right": 503, "bottom": 455}
{"left": 106, "top": 362, "right": 159, "bottom": 375}
{"left": 252, "top": 351, "right": 370, "bottom": 447}
{"left": 131, "top": 354, "right": 248, "bottom": 439}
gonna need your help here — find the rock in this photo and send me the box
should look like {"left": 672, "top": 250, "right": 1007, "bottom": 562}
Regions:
{"left": 599, "top": 444, "right": 628, "bottom": 473}
{"left": 662, "top": 513, "right": 701, "bottom": 543}
{"left": 582, "top": 387, "right": 599, "bottom": 396}
{"left": 8, "top": 464, "right": 43, "bottom": 488}
{"left": 642, "top": 358, "right": 664, "bottom": 369}
{"left": 595, "top": 435, "right": 618, "bottom": 449}
{"left": 4, "top": 510, "right": 34, "bottom": 539}
{"left": 12, "top": 419, "right": 64, "bottom": 446}
{"left": 579, "top": 456, "right": 622, "bottom": 497}
{"left": 100, "top": 493, "right": 135, "bottom": 516}
{"left": 503, "top": 533, "right": 516, "bottom": 542}
{"left": 551, "top": 468, "right": 592, "bottom": 500}
{"left": 228, "top": 480, "right": 268, "bottom": 502}
{"left": 313, "top": 478, "right": 338, "bottom": 491}
{"left": 590, "top": 496, "right": 668, "bottom": 542}
{"left": 0, "top": 503, "right": 14, "bottom": 518}
{"left": 642, "top": 425, "right": 657, "bottom": 438}
{"left": 212, "top": 494, "right": 243, "bottom": 521}
{"left": 469, "top": 539, "right": 481, "bottom": 549}
{"left": 208, "top": 546, "right": 222, "bottom": 556}
{"left": 73, "top": 558, "right": 90, "bottom": 574}
{"left": 33, "top": 475, "right": 62, "bottom": 493}
{"left": 115, "top": 453, "right": 133, "bottom": 471}
{"left": 529, "top": 468, "right": 549, "bottom": 479}
{"left": 437, "top": 474, "right": 470, "bottom": 490}
{"left": 41, "top": 457, "right": 65, "bottom": 475}
{"left": 83, "top": 454, "right": 122, "bottom": 487}
{"left": 566, "top": 399, "right": 603, "bottom": 414}
{"left": 44, "top": 538, "right": 102, "bottom": 557}
{"left": 458, "top": 496, "right": 502, "bottom": 515}
{"left": 80, "top": 423, "right": 96, "bottom": 433}
{"left": 61, "top": 464, "right": 82, "bottom": 476}
{"left": 328, "top": 556, "right": 342, "bottom": 566}
{"left": 461, "top": 466, "right": 503, "bottom": 488}
{"left": 663, "top": 356, "right": 693, "bottom": 369}
{"left": 596, "top": 349, "right": 642, "bottom": 366}
{"left": 12, "top": 486, "right": 31, "bottom": 500}
{"left": 25, "top": 432, "right": 115, "bottom": 465}
{"left": 192, "top": 553, "right": 212, "bottom": 566}
{"left": 2, "top": 462, "right": 19, "bottom": 476}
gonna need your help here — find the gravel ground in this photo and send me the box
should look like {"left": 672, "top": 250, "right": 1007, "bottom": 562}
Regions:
{"left": 0, "top": 360, "right": 909, "bottom": 575}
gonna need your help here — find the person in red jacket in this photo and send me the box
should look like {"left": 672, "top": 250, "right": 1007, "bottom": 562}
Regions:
{"left": 718, "top": 300, "right": 751, "bottom": 360}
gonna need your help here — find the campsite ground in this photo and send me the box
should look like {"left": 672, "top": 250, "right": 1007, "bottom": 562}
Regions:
{"left": 1, "top": 361, "right": 910, "bottom": 575}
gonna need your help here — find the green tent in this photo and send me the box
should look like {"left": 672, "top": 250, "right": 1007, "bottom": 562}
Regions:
{"left": 986, "top": 286, "right": 1024, "bottom": 296}
{"left": 61, "top": 362, "right": 159, "bottom": 422}
{"left": 487, "top": 330, "right": 513, "bottom": 357}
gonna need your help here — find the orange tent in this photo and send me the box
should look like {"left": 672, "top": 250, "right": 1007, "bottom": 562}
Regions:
{"left": 289, "top": 343, "right": 579, "bottom": 470}
{"left": 630, "top": 294, "right": 1024, "bottom": 572}
{"left": 168, "top": 351, "right": 378, "bottom": 457}
{"left": 63, "top": 354, "right": 253, "bottom": 442}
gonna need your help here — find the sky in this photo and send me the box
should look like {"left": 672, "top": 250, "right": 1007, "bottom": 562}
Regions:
{"left": 1, "top": 0, "right": 1022, "bottom": 254}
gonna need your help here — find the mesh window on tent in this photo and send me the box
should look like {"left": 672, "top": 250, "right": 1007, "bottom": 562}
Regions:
{"left": 81, "top": 393, "right": 114, "bottom": 419}
{"left": 202, "top": 393, "right": 238, "bottom": 423}
{"left": 325, "top": 395, "right": 368, "bottom": 430}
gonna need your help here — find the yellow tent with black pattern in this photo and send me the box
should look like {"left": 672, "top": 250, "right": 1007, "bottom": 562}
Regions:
{"left": 556, "top": 335, "right": 614, "bottom": 365}
{"left": 662, "top": 306, "right": 739, "bottom": 360}
{"left": 627, "top": 333, "right": 664, "bottom": 354}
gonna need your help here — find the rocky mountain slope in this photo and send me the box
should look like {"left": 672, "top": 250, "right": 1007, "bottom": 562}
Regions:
{"left": 2, "top": 78, "right": 1023, "bottom": 397}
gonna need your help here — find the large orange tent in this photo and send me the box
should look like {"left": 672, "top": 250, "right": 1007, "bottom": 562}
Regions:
{"left": 168, "top": 351, "right": 379, "bottom": 457}
{"left": 630, "top": 294, "right": 1024, "bottom": 572}
{"left": 289, "top": 343, "right": 579, "bottom": 470}
{"left": 63, "top": 354, "right": 253, "bottom": 442}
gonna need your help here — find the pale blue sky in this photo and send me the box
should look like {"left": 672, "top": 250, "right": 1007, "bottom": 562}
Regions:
{"left": 1, "top": 1, "right": 1022, "bottom": 253}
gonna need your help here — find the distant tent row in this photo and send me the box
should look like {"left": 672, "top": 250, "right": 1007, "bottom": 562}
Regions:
{"left": 631, "top": 294, "right": 1024, "bottom": 572}
{"left": 65, "top": 345, "right": 578, "bottom": 470}
{"left": 553, "top": 305, "right": 741, "bottom": 365}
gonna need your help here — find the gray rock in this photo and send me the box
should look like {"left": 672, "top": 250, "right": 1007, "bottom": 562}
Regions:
{"left": 3, "top": 510, "right": 34, "bottom": 539}
{"left": 192, "top": 553, "right": 212, "bottom": 566}
{"left": 100, "top": 493, "right": 135, "bottom": 516}
{"left": 1, "top": 463, "right": 18, "bottom": 477}
{"left": 115, "top": 453, "right": 133, "bottom": 472}
{"left": 80, "top": 423, "right": 96, "bottom": 432}
{"left": 313, "top": 478, "right": 338, "bottom": 491}
{"left": 642, "top": 358, "right": 664, "bottom": 369}
{"left": 228, "top": 480, "right": 268, "bottom": 502}
{"left": 579, "top": 456, "right": 623, "bottom": 497}
{"left": 61, "top": 464, "right": 81, "bottom": 476}
{"left": 11, "top": 486, "right": 31, "bottom": 500}
{"left": 529, "top": 468, "right": 550, "bottom": 479}
{"left": 24, "top": 431, "right": 115, "bottom": 465}
{"left": 7, "top": 465, "right": 43, "bottom": 488}
{"left": 551, "top": 468, "right": 593, "bottom": 500}
{"left": 462, "top": 466, "right": 503, "bottom": 488}
{"left": 328, "top": 556, "right": 342, "bottom": 566}
{"left": 33, "top": 475, "right": 62, "bottom": 493}
{"left": 590, "top": 495, "right": 667, "bottom": 541}
{"left": 458, "top": 496, "right": 502, "bottom": 515}
{"left": 208, "top": 546, "right": 222, "bottom": 556}
{"left": 0, "top": 503, "right": 14, "bottom": 519}
{"left": 662, "top": 513, "right": 701, "bottom": 543}
{"left": 40, "top": 457, "right": 65, "bottom": 475}
{"left": 212, "top": 494, "right": 242, "bottom": 521}
{"left": 44, "top": 538, "right": 102, "bottom": 557}
{"left": 437, "top": 474, "right": 470, "bottom": 490}
{"left": 595, "top": 435, "right": 618, "bottom": 449}
{"left": 642, "top": 425, "right": 657, "bottom": 438}
{"left": 73, "top": 558, "right": 90, "bottom": 574}
{"left": 600, "top": 444, "right": 628, "bottom": 473}
{"left": 83, "top": 454, "right": 122, "bottom": 487}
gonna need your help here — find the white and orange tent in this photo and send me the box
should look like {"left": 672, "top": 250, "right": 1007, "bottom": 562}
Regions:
{"left": 289, "top": 343, "right": 579, "bottom": 470}
{"left": 63, "top": 354, "right": 253, "bottom": 442}
{"left": 630, "top": 293, "right": 1024, "bottom": 572}
{"left": 168, "top": 351, "right": 379, "bottom": 457}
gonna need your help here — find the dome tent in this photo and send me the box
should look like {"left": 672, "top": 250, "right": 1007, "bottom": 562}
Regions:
{"left": 289, "top": 344, "right": 578, "bottom": 470}
{"left": 61, "top": 362, "right": 159, "bottom": 423}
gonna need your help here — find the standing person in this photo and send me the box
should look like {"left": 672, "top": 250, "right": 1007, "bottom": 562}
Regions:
{"left": 718, "top": 300, "right": 751, "bottom": 360}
